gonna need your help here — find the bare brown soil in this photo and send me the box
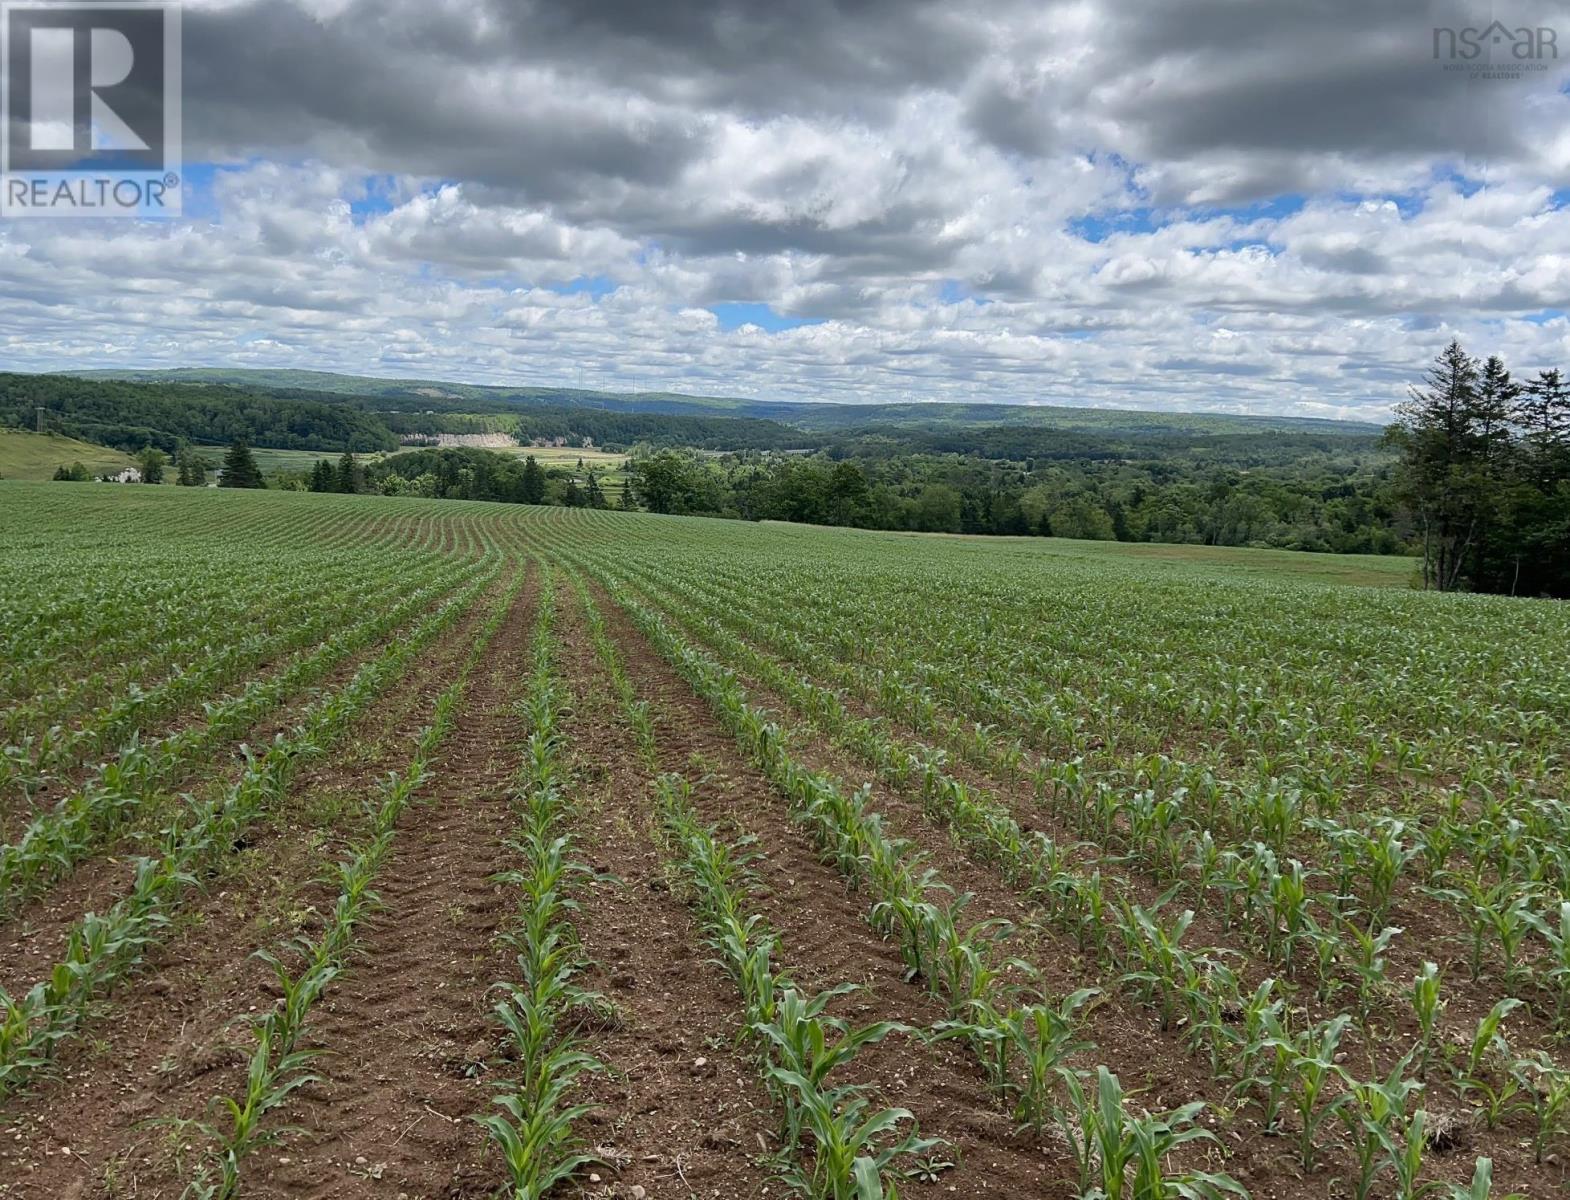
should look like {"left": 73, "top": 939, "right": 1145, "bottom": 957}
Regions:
{"left": 0, "top": 570, "right": 488, "bottom": 998}
{"left": 0, "top": 574, "right": 511, "bottom": 1200}
{"left": 620, "top": 575, "right": 1562, "bottom": 1198}
{"left": 552, "top": 580, "right": 777, "bottom": 1198}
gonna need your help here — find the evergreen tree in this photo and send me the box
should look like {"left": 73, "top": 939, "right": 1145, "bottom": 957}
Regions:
{"left": 308, "top": 459, "right": 337, "bottom": 492}
{"left": 1388, "top": 341, "right": 1487, "bottom": 591}
{"left": 1517, "top": 369, "right": 1570, "bottom": 466}
{"left": 218, "top": 439, "right": 264, "bottom": 489}
{"left": 584, "top": 470, "right": 607, "bottom": 509}
{"left": 337, "top": 451, "right": 361, "bottom": 495}
{"left": 563, "top": 478, "right": 584, "bottom": 507}
{"left": 175, "top": 444, "right": 208, "bottom": 486}
{"left": 1475, "top": 355, "right": 1519, "bottom": 465}
{"left": 520, "top": 455, "right": 546, "bottom": 505}
{"left": 136, "top": 445, "right": 166, "bottom": 484}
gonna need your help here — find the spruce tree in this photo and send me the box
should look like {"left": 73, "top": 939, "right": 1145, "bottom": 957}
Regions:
{"left": 337, "top": 451, "right": 360, "bottom": 495}
{"left": 1474, "top": 355, "right": 1518, "bottom": 465}
{"left": 175, "top": 444, "right": 208, "bottom": 486}
{"left": 1389, "top": 341, "right": 1487, "bottom": 591}
{"left": 309, "top": 459, "right": 336, "bottom": 492}
{"left": 520, "top": 455, "right": 546, "bottom": 505}
{"left": 218, "top": 440, "right": 264, "bottom": 489}
{"left": 1518, "top": 369, "right": 1570, "bottom": 458}
{"left": 584, "top": 471, "right": 607, "bottom": 509}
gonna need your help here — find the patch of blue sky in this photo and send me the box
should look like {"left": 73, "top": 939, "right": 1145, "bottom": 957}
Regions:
{"left": 937, "top": 279, "right": 993, "bottom": 305}
{"left": 1069, "top": 193, "right": 1304, "bottom": 243}
{"left": 548, "top": 275, "right": 619, "bottom": 298}
{"left": 176, "top": 161, "right": 222, "bottom": 221}
{"left": 348, "top": 174, "right": 400, "bottom": 221}
{"left": 708, "top": 301, "right": 823, "bottom": 332}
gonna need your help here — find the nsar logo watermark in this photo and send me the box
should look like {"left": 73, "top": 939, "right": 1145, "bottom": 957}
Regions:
{"left": 1433, "top": 20, "right": 1559, "bottom": 81}
{"left": 1, "top": 1, "right": 181, "bottom": 218}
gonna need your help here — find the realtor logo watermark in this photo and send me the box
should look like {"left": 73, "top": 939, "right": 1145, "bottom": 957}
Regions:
{"left": 1434, "top": 21, "right": 1559, "bottom": 80}
{"left": 1, "top": 1, "right": 180, "bottom": 217}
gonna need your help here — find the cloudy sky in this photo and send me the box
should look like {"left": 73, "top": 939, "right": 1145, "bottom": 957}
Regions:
{"left": 4, "top": 0, "right": 1569, "bottom": 419}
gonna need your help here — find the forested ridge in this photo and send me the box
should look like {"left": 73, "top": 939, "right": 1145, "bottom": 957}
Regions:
{"left": 14, "top": 359, "right": 1567, "bottom": 593}
{"left": 0, "top": 374, "right": 399, "bottom": 454}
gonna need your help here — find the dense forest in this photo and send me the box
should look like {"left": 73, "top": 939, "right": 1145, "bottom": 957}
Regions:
{"left": 283, "top": 439, "right": 1404, "bottom": 556}
{"left": 0, "top": 375, "right": 804, "bottom": 456}
{"left": 620, "top": 447, "right": 1405, "bottom": 554}
{"left": 0, "top": 374, "right": 398, "bottom": 454}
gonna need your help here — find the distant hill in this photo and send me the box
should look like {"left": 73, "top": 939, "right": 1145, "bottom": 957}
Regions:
{"left": 66, "top": 367, "right": 1382, "bottom": 437}
{"left": 0, "top": 429, "right": 135, "bottom": 480}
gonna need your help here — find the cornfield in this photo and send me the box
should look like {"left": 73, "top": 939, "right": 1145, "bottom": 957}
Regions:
{"left": 0, "top": 480, "right": 1567, "bottom": 1199}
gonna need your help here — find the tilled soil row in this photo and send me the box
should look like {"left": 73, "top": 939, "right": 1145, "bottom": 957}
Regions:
{"left": 0, "top": 565, "right": 490, "bottom": 994}
{"left": 242, "top": 566, "right": 539, "bottom": 1200}
{"left": 551, "top": 579, "right": 776, "bottom": 1199}
{"left": 587, "top": 579, "right": 1072, "bottom": 1197}
{"left": 615, "top": 573, "right": 1551, "bottom": 1197}
{"left": 0, "top": 569, "right": 517, "bottom": 1200}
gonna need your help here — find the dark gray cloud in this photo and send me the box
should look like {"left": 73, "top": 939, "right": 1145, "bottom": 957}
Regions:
{"left": 0, "top": 0, "right": 1565, "bottom": 418}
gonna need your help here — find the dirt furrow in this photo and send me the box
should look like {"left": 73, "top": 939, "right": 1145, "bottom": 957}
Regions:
{"left": 0, "top": 571, "right": 513, "bottom": 1200}
{"left": 552, "top": 579, "right": 776, "bottom": 1198}
{"left": 245, "top": 572, "right": 538, "bottom": 1200}
{"left": 589, "top": 580, "right": 1073, "bottom": 1197}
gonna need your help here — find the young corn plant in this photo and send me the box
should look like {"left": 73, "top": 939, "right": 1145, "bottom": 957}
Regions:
{"left": 1340, "top": 919, "right": 1402, "bottom": 1027}
{"left": 1284, "top": 1014, "right": 1351, "bottom": 1171}
{"left": 1524, "top": 900, "right": 1570, "bottom": 1032}
{"left": 1439, "top": 1158, "right": 1526, "bottom": 1200}
{"left": 1410, "top": 962, "right": 1444, "bottom": 1079}
{"left": 754, "top": 986, "right": 908, "bottom": 1146}
{"left": 180, "top": 1021, "right": 321, "bottom": 1200}
{"left": 1508, "top": 1051, "right": 1570, "bottom": 1167}
{"left": 1057, "top": 1066, "right": 1246, "bottom": 1200}
{"left": 1232, "top": 1003, "right": 1294, "bottom": 1135}
{"left": 934, "top": 988, "right": 1098, "bottom": 1136}
{"left": 1375, "top": 1109, "right": 1456, "bottom": 1200}
{"left": 1453, "top": 997, "right": 1523, "bottom": 1129}
{"left": 1116, "top": 897, "right": 1202, "bottom": 1032}
{"left": 1336, "top": 1054, "right": 1421, "bottom": 1200}
{"left": 767, "top": 1067, "right": 940, "bottom": 1200}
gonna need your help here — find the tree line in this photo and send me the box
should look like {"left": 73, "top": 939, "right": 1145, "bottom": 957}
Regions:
{"left": 301, "top": 447, "right": 610, "bottom": 508}
{"left": 616, "top": 448, "right": 1405, "bottom": 554}
{"left": 1388, "top": 340, "right": 1569, "bottom": 596}
{"left": 2, "top": 375, "right": 397, "bottom": 454}
{"left": 51, "top": 440, "right": 268, "bottom": 488}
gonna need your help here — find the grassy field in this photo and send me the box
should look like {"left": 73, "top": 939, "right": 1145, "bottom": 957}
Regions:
{"left": 0, "top": 432, "right": 386, "bottom": 485}
{"left": 503, "top": 443, "right": 630, "bottom": 497}
{"left": 0, "top": 481, "right": 1564, "bottom": 1200}
{"left": 240, "top": 445, "right": 386, "bottom": 477}
{"left": 0, "top": 429, "right": 134, "bottom": 480}
{"left": 507, "top": 445, "right": 628, "bottom": 469}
